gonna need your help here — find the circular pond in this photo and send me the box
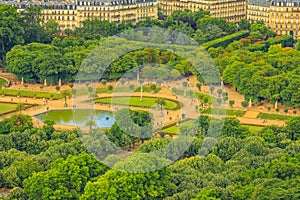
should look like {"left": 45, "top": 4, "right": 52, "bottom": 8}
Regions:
{"left": 36, "top": 109, "right": 114, "bottom": 127}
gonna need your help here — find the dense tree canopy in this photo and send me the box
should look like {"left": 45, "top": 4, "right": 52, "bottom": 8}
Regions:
{"left": 0, "top": 5, "right": 24, "bottom": 65}
{"left": 0, "top": 114, "right": 299, "bottom": 199}
{"left": 1, "top": 4, "right": 300, "bottom": 199}
{"left": 213, "top": 42, "right": 300, "bottom": 107}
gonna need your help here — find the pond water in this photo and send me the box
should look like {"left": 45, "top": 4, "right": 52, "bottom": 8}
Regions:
{"left": 36, "top": 109, "right": 115, "bottom": 127}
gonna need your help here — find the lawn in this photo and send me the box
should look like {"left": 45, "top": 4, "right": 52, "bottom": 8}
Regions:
{"left": 95, "top": 96, "right": 179, "bottom": 110}
{"left": 161, "top": 120, "right": 195, "bottom": 134}
{"left": 202, "top": 108, "right": 246, "bottom": 117}
{"left": 258, "top": 112, "right": 295, "bottom": 121}
{"left": 242, "top": 125, "right": 263, "bottom": 133}
{"left": 0, "top": 103, "right": 17, "bottom": 114}
{"left": 135, "top": 86, "right": 161, "bottom": 93}
{"left": 0, "top": 89, "right": 62, "bottom": 99}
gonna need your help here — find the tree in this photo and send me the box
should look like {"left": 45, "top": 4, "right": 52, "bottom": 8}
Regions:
{"left": 217, "top": 98, "right": 222, "bottom": 105}
{"left": 156, "top": 98, "right": 167, "bottom": 115}
{"left": 0, "top": 114, "right": 33, "bottom": 134}
{"left": 76, "top": 19, "right": 118, "bottom": 40}
{"left": 81, "top": 154, "right": 175, "bottom": 200}
{"left": 85, "top": 119, "right": 96, "bottom": 130}
{"left": 239, "top": 19, "right": 251, "bottom": 30}
{"left": 24, "top": 153, "right": 108, "bottom": 200}
{"left": 120, "top": 78, "right": 126, "bottom": 85}
{"left": 296, "top": 41, "right": 300, "bottom": 51}
{"left": 19, "top": 6, "right": 50, "bottom": 44}
{"left": 111, "top": 109, "right": 153, "bottom": 146}
{"left": 55, "top": 85, "right": 60, "bottom": 92}
{"left": 286, "top": 117, "right": 300, "bottom": 140}
{"left": 108, "top": 85, "right": 113, "bottom": 92}
{"left": 0, "top": 5, "right": 24, "bottom": 65}
{"left": 101, "top": 79, "right": 107, "bottom": 86}
{"left": 139, "top": 78, "right": 144, "bottom": 101}
{"left": 170, "top": 69, "right": 181, "bottom": 80}
{"left": 217, "top": 88, "right": 223, "bottom": 97}
{"left": 241, "top": 101, "right": 248, "bottom": 108}
{"left": 229, "top": 100, "right": 235, "bottom": 108}
{"left": 209, "top": 86, "right": 215, "bottom": 94}
{"left": 61, "top": 90, "right": 70, "bottom": 107}
{"left": 7, "top": 187, "right": 26, "bottom": 200}
{"left": 45, "top": 19, "right": 59, "bottom": 39}
{"left": 129, "top": 84, "right": 135, "bottom": 92}
{"left": 196, "top": 82, "right": 201, "bottom": 91}
{"left": 293, "top": 110, "right": 297, "bottom": 115}
{"left": 150, "top": 83, "right": 157, "bottom": 93}
{"left": 6, "top": 43, "right": 70, "bottom": 83}
{"left": 16, "top": 103, "right": 26, "bottom": 114}
{"left": 212, "top": 137, "right": 241, "bottom": 161}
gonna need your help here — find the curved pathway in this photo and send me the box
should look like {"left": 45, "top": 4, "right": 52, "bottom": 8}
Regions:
{"left": 0, "top": 78, "right": 290, "bottom": 131}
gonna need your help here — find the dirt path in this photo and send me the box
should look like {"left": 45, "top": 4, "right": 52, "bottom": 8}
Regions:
{"left": 0, "top": 76, "right": 293, "bottom": 131}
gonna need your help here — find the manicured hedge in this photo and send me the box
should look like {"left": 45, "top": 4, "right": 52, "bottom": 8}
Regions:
{"left": 265, "top": 35, "right": 295, "bottom": 48}
{"left": 246, "top": 44, "right": 266, "bottom": 52}
{"left": 202, "top": 31, "right": 250, "bottom": 49}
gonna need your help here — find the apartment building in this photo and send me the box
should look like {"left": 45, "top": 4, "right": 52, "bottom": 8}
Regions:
{"left": 3, "top": 0, "right": 300, "bottom": 39}
{"left": 7, "top": 0, "right": 157, "bottom": 30}
{"left": 247, "top": 0, "right": 300, "bottom": 39}
{"left": 76, "top": 0, "right": 157, "bottom": 26}
{"left": 247, "top": 0, "right": 270, "bottom": 24}
{"left": 269, "top": 0, "right": 300, "bottom": 39}
{"left": 158, "top": 0, "right": 247, "bottom": 22}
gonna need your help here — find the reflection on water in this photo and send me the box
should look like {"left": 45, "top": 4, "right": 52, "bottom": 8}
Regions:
{"left": 36, "top": 109, "right": 114, "bottom": 127}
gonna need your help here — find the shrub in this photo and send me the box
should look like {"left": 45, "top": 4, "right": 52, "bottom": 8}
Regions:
{"left": 229, "top": 100, "right": 235, "bottom": 108}
{"left": 108, "top": 85, "right": 113, "bottom": 91}
{"left": 55, "top": 86, "right": 60, "bottom": 92}
{"left": 241, "top": 101, "right": 248, "bottom": 108}
{"left": 265, "top": 35, "right": 294, "bottom": 48}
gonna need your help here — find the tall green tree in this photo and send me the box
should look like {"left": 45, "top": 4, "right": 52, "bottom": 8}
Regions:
{"left": 0, "top": 5, "right": 24, "bottom": 65}
{"left": 19, "top": 6, "right": 50, "bottom": 44}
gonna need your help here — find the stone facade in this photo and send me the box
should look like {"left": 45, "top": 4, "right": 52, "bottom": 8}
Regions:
{"left": 2, "top": 0, "right": 157, "bottom": 30}
{"left": 248, "top": 0, "right": 300, "bottom": 39}
{"left": 158, "top": 0, "right": 247, "bottom": 22}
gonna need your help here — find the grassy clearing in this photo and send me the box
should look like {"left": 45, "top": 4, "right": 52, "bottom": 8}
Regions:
{"left": 258, "top": 112, "right": 295, "bottom": 121}
{"left": 95, "top": 96, "right": 178, "bottom": 110}
{"left": 242, "top": 125, "right": 263, "bottom": 133}
{"left": 96, "top": 87, "right": 109, "bottom": 93}
{"left": 202, "top": 108, "right": 246, "bottom": 117}
{"left": 0, "top": 89, "right": 62, "bottom": 99}
{"left": 161, "top": 120, "right": 195, "bottom": 134}
{"left": 0, "top": 103, "right": 17, "bottom": 114}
